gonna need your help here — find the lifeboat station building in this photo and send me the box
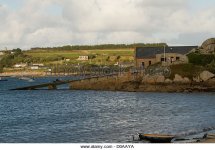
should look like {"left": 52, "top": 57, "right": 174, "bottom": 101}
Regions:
{"left": 135, "top": 46, "right": 197, "bottom": 68}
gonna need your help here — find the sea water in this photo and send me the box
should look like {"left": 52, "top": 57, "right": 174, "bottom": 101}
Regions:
{"left": 0, "top": 77, "right": 215, "bottom": 143}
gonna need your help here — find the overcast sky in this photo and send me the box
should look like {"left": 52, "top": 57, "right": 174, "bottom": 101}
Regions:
{"left": 0, "top": 0, "right": 214, "bottom": 50}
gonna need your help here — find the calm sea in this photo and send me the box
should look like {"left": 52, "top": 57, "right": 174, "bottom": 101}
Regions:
{"left": 0, "top": 77, "right": 215, "bottom": 143}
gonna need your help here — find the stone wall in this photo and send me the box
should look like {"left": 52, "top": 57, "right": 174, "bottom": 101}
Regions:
{"left": 135, "top": 58, "right": 156, "bottom": 68}
{"left": 156, "top": 53, "right": 188, "bottom": 65}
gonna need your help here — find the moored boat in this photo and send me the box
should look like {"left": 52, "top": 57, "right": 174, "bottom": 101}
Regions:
{"left": 19, "top": 77, "right": 35, "bottom": 82}
{"left": 0, "top": 77, "right": 8, "bottom": 81}
{"left": 139, "top": 133, "right": 175, "bottom": 143}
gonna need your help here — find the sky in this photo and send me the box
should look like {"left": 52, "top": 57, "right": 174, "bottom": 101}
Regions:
{"left": 0, "top": 0, "right": 214, "bottom": 50}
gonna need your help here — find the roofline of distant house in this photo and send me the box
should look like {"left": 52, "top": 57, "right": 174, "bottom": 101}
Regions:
{"left": 135, "top": 45, "right": 198, "bottom": 59}
{"left": 135, "top": 45, "right": 198, "bottom": 48}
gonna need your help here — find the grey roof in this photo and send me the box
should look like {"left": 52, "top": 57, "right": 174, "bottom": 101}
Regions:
{"left": 136, "top": 46, "right": 198, "bottom": 59}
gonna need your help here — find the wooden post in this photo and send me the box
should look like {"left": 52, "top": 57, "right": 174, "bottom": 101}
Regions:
{"left": 48, "top": 84, "right": 57, "bottom": 90}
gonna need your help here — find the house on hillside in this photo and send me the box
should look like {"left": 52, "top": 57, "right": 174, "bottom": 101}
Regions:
{"left": 135, "top": 46, "right": 197, "bottom": 68}
{"left": 77, "top": 56, "right": 89, "bottom": 61}
{"left": 0, "top": 51, "right": 5, "bottom": 56}
{"left": 14, "top": 63, "right": 28, "bottom": 68}
{"left": 30, "top": 63, "right": 45, "bottom": 70}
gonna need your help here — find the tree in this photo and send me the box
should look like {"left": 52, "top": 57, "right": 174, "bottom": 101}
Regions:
{"left": 106, "top": 56, "right": 110, "bottom": 61}
{"left": 12, "top": 48, "right": 23, "bottom": 56}
{"left": 0, "top": 64, "right": 3, "bottom": 73}
{"left": 88, "top": 55, "right": 96, "bottom": 59}
{"left": 116, "top": 55, "right": 121, "bottom": 60}
{"left": 187, "top": 53, "right": 215, "bottom": 66}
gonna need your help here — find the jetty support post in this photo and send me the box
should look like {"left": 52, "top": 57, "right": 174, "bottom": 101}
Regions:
{"left": 48, "top": 84, "right": 57, "bottom": 90}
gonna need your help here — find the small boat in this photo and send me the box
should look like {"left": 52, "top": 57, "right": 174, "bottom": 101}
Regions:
{"left": 0, "top": 77, "right": 8, "bottom": 81}
{"left": 139, "top": 133, "right": 175, "bottom": 143}
{"left": 19, "top": 77, "right": 35, "bottom": 82}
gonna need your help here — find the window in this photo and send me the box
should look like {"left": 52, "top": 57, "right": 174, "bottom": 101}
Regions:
{"left": 142, "top": 62, "right": 145, "bottom": 67}
{"left": 176, "top": 57, "right": 180, "bottom": 60}
{"left": 171, "top": 57, "right": 174, "bottom": 63}
{"left": 149, "top": 61, "right": 151, "bottom": 65}
{"left": 161, "top": 58, "right": 166, "bottom": 62}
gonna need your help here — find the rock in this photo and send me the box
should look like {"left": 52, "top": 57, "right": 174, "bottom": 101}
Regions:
{"left": 173, "top": 74, "right": 184, "bottom": 82}
{"left": 142, "top": 74, "right": 149, "bottom": 83}
{"left": 165, "top": 79, "right": 173, "bottom": 84}
{"left": 155, "top": 75, "right": 165, "bottom": 83}
{"left": 207, "top": 78, "right": 215, "bottom": 85}
{"left": 142, "top": 75, "right": 155, "bottom": 84}
{"left": 183, "top": 77, "right": 191, "bottom": 83}
{"left": 146, "top": 76, "right": 156, "bottom": 84}
{"left": 201, "top": 38, "right": 215, "bottom": 54}
{"left": 193, "top": 76, "right": 201, "bottom": 82}
{"left": 173, "top": 74, "right": 191, "bottom": 83}
{"left": 199, "top": 71, "right": 215, "bottom": 81}
{"left": 142, "top": 75, "right": 165, "bottom": 84}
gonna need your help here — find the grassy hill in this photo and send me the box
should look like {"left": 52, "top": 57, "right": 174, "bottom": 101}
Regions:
{"left": 24, "top": 48, "right": 134, "bottom": 65}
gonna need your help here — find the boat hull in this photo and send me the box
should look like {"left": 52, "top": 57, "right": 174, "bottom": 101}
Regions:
{"left": 0, "top": 79, "right": 8, "bottom": 81}
{"left": 139, "top": 134, "right": 175, "bottom": 143}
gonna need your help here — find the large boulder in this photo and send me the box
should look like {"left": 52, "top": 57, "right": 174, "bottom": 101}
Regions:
{"left": 165, "top": 79, "right": 173, "bottom": 84}
{"left": 142, "top": 75, "right": 165, "bottom": 84}
{"left": 173, "top": 74, "right": 191, "bottom": 83}
{"left": 199, "top": 71, "right": 215, "bottom": 81}
{"left": 201, "top": 38, "right": 215, "bottom": 53}
{"left": 193, "top": 76, "right": 201, "bottom": 82}
{"left": 142, "top": 75, "right": 155, "bottom": 84}
{"left": 155, "top": 75, "right": 165, "bottom": 83}
{"left": 173, "top": 74, "right": 184, "bottom": 82}
{"left": 183, "top": 77, "right": 191, "bottom": 83}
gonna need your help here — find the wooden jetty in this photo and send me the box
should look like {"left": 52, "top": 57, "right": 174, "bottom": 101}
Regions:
{"left": 11, "top": 73, "right": 119, "bottom": 90}
{"left": 11, "top": 80, "right": 72, "bottom": 90}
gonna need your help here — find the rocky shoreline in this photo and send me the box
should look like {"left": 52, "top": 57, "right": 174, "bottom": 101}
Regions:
{"left": 1, "top": 70, "right": 214, "bottom": 93}
{"left": 0, "top": 71, "right": 46, "bottom": 77}
{"left": 70, "top": 71, "right": 215, "bottom": 92}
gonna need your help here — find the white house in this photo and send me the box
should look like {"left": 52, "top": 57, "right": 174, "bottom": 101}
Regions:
{"left": 77, "top": 56, "right": 89, "bottom": 61}
{"left": 30, "top": 63, "right": 45, "bottom": 70}
{"left": 14, "top": 63, "right": 28, "bottom": 68}
{"left": 32, "top": 63, "right": 44, "bottom": 67}
{"left": 65, "top": 59, "right": 70, "bottom": 62}
{"left": 30, "top": 66, "right": 39, "bottom": 70}
{"left": 0, "top": 51, "right": 5, "bottom": 56}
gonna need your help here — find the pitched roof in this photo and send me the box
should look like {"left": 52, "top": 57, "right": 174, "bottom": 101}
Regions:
{"left": 136, "top": 46, "right": 198, "bottom": 59}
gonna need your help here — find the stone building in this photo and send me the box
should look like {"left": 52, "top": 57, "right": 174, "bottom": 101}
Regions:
{"left": 135, "top": 46, "right": 197, "bottom": 68}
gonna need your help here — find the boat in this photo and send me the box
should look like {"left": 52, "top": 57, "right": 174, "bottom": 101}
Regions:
{"left": 19, "top": 77, "right": 35, "bottom": 82}
{"left": 139, "top": 133, "right": 175, "bottom": 143}
{"left": 0, "top": 77, "right": 8, "bottom": 81}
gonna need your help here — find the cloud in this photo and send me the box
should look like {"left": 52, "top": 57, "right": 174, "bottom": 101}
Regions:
{"left": 0, "top": 0, "right": 214, "bottom": 49}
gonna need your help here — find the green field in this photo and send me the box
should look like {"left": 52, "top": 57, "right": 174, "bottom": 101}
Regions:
{"left": 24, "top": 49, "right": 134, "bottom": 65}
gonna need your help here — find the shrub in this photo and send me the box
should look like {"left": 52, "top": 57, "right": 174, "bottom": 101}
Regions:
{"left": 169, "top": 63, "right": 204, "bottom": 79}
{"left": 206, "top": 60, "right": 215, "bottom": 74}
{"left": 0, "top": 64, "right": 3, "bottom": 73}
{"left": 187, "top": 53, "right": 215, "bottom": 66}
{"left": 88, "top": 55, "right": 96, "bottom": 59}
